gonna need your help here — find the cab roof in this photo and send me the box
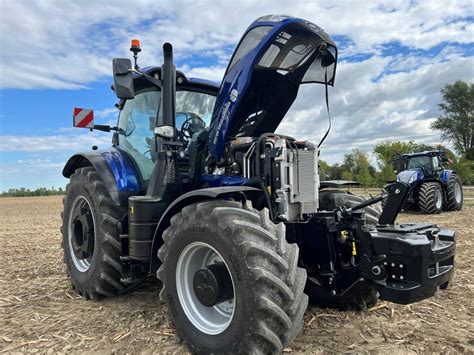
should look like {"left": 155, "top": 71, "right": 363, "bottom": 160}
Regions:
{"left": 401, "top": 150, "right": 444, "bottom": 158}
{"left": 133, "top": 66, "right": 220, "bottom": 94}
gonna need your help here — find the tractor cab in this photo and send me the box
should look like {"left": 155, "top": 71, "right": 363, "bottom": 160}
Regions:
{"left": 395, "top": 150, "right": 447, "bottom": 183}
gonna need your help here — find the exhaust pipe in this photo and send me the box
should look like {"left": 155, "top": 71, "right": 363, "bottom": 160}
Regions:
{"left": 161, "top": 42, "right": 176, "bottom": 128}
{"left": 146, "top": 42, "right": 181, "bottom": 199}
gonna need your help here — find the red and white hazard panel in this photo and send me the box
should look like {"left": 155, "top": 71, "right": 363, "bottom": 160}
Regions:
{"left": 73, "top": 108, "right": 94, "bottom": 128}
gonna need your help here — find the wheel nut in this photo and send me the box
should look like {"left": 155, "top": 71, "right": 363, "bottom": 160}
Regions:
{"left": 372, "top": 266, "right": 382, "bottom": 276}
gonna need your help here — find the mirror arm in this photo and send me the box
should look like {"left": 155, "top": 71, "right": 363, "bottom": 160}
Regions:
{"left": 90, "top": 125, "right": 118, "bottom": 133}
{"left": 129, "top": 69, "right": 162, "bottom": 88}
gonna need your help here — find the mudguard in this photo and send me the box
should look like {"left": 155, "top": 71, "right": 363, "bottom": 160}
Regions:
{"left": 63, "top": 148, "right": 140, "bottom": 207}
{"left": 149, "top": 186, "right": 262, "bottom": 273}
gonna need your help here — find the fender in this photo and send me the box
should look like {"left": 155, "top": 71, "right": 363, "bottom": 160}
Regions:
{"left": 149, "top": 186, "right": 262, "bottom": 273}
{"left": 63, "top": 148, "right": 140, "bottom": 207}
{"left": 439, "top": 169, "right": 454, "bottom": 185}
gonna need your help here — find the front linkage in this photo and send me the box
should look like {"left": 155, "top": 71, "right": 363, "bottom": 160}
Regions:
{"left": 332, "top": 182, "right": 455, "bottom": 304}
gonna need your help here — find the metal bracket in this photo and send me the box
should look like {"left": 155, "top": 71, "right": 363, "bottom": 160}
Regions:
{"left": 378, "top": 182, "right": 410, "bottom": 225}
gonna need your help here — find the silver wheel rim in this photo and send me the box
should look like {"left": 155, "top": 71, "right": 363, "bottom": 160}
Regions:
{"left": 435, "top": 189, "right": 442, "bottom": 209}
{"left": 176, "top": 242, "right": 235, "bottom": 335}
{"left": 68, "top": 195, "right": 95, "bottom": 272}
{"left": 454, "top": 182, "right": 462, "bottom": 203}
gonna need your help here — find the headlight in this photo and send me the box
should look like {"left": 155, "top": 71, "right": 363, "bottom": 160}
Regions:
{"left": 154, "top": 125, "right": 175, "bottom": 138}
{"left": 408, "top": 172, "right": 418, "bottom": 184}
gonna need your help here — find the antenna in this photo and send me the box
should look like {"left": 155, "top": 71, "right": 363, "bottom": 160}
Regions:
{"left": 130, "top": 39, "right": 141, "bottom": 70}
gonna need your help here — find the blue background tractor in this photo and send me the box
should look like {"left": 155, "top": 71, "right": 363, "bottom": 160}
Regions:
{"left": 394, "top": 151, "right": 463, "bottom": 214}
{"left": 61, "top": 15, "right": 456, "bottom": 353}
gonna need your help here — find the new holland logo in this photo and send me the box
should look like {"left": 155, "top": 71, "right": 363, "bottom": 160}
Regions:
{"left": 230, "top": 89, "right": 238, "bottom": 102}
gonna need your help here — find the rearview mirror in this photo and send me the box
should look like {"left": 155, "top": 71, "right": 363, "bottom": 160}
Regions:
{"left": 112, "top": 58, "right": 135, "bottom": 99}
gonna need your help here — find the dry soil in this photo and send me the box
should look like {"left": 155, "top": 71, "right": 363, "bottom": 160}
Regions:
{"left": 1, "top": 196, "right": 473, "bottom": 353}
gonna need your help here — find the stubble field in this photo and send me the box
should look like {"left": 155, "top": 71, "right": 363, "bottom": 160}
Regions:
{"left": 1, "top": 196, "right": 473, "bottom": 353}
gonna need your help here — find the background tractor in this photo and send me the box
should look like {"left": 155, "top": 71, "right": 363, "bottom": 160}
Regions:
{"left": 394, "top": 150, "right": 463, "bottom": 214}
{"left": 61, "top": 15, "right": 455, "bottom": 353}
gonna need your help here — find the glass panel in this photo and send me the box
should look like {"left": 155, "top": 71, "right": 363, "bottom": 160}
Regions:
{"left": 228, "top": 26, "right": 272, "bottom": 72}
{"left": 407, "top": 156, "right": 432, "bottom": 175}
{"left": 176, "top": 91, "right": 216, "bottom": 127}
{"left": 302, "top": 46, "right": 336, "bottom": 84}
{"left": 258, "top": 30, "right": 317, "bottom": 71}
{"left": 118, "top": 89, "right": 160, "bottom": 182}
{"left": 118, "top": 89, "right": 216, "bottom": 184}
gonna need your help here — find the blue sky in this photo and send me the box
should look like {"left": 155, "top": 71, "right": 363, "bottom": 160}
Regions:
{"left": 0, "top": 1, "right": 473, "bottom": 191}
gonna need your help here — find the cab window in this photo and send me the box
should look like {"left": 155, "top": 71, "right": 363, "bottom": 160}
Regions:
{"left": 118, "top": 88, "right": 160, "bottom": 184}
{"left": 118, "top": 88, "right": 216, "bottom": 186}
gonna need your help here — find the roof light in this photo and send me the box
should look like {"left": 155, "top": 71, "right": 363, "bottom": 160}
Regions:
{"left": 130, "top": 39, "right": 141, "bottom": 53}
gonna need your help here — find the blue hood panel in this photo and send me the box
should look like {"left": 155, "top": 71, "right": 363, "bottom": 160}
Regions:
{"left": 208, "top": 15, "right": 338, "bottom": 160}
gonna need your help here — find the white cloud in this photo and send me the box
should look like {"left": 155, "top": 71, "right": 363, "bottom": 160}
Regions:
{"left": 0, "top": 0, "right": 473, "bottom": 186}
{"left": 0, "top": 132, "right": 111, "bottom": 152}
{"left": 1, "top": 0, "right": 472, "bottom": 89}
{"left": 278, "top": 53, "right": 473, "bottom": 163}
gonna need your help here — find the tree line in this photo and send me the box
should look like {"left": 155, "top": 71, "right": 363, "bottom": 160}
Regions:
{"left": 0, "top": 187, "right": 65, "bottom": 197}
{"left": 319, "top": 140, "right": 474, "bottom": 187}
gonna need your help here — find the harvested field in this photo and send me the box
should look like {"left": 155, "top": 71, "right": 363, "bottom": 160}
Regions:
{"left": 1, "top": 196, "right": 473, "bottom": 353}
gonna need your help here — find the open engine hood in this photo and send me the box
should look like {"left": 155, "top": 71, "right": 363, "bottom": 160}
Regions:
{"left": 208, "top": 15, "right": 338, "bottom": 160}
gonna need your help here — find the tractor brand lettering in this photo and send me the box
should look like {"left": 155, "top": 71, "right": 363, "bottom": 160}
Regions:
{"left": 73, "top": 108, "right": 94, "bottom": 128}
{"left": 213, "top": 101, "right": 231, "bottom": 145}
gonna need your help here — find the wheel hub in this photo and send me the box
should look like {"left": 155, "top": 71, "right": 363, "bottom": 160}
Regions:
{"left": 71, "top": 208, "right": 94, "bottom": 260}
{"left": 176, "top": 242, "right": 236, "bottom": 335}
{"left": 435, "top": 189, "right": 442, "bottom": 209}
{"left": 193, "top": 263, "right": 233, "bottom": 307}
{"left": 454, "top": 182, "right": 462, "bottom": 203}
{"left": 68, "top": 195, "right": 96, "bottom": 272}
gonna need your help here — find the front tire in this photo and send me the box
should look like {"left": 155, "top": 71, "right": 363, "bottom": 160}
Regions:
{"left": 61, "top": 167, "right": 136, "bottom": 299}
{"left": 157, "top": 200, "right": 308, "bottom": 353}
{"left": 418, "top": 182, "right": 443, "bottom": 214}
{"left": 305, "top": 190, "right": 380, "bottom": 310}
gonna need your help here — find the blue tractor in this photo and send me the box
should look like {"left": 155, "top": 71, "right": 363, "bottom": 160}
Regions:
{"left": 394, "top": 151, "right": 463, "bottom": 214}
{"left": 61, "top": 16, "right": 455, "bottom": 353}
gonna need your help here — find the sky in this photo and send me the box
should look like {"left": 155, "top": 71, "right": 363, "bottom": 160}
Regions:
{"left": 0, "top": 0, "right": 473, "bottom": 191}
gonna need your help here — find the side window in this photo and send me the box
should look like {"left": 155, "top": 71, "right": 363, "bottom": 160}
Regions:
{"left": 118, "top": 89, "right": 161, "bottom": 183}
{"left": 432, "top": 156, "right": 441, "bottom": 171}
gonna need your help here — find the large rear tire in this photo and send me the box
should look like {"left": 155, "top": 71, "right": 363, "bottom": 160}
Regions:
{"left": 61, "top": 167, "right": 139, "bottom": 299}
{"left": 305, "top": 190, "right": 380, "bottom": 310}
{"left": 418, "top": 182, "right": 443, "bottom": 214}
{"left": 444, "top": 173, "right": 463, "bottom": 211}
{"left": 157, "top": 200, "right": 308, "bottom": 353}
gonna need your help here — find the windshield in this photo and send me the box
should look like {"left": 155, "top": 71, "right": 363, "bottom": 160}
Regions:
{"left": 406, "top": 156, "right": 432, "bottom": 174}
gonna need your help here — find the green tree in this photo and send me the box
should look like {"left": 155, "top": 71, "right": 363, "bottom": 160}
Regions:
{"left": 318, "top": 159, "right": 331, "bottom": 181}
{"left": 431, "top": 81, "right": 474, "bottom": 157}
{"left": 341, "top": 148, "right": 375, "bottom": 188}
